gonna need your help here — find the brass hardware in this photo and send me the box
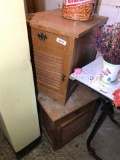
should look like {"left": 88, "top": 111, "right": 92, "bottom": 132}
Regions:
{"left": 75, "top": 110, "right": 81, "bottom": 115}
{"left": 38, "top": 33, "right": 47, "bottom": 40}
{"left": 62, "top": 74, "right": 66, "bottom": 81}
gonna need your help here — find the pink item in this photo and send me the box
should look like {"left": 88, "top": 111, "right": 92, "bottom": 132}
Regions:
{"left": 74, "top": 68, "right": 82, "bottom": 74}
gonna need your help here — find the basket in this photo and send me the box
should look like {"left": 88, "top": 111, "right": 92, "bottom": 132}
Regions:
{"left": 62, "top": 2, "right": 94, "bottom": 21}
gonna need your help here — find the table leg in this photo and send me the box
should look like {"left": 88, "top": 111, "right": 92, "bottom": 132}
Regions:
{"left": 109, "top": 104, "right": 120, "bottom": 127}
{"left": 87, "top": 99, "right": 109, "bottom": 160}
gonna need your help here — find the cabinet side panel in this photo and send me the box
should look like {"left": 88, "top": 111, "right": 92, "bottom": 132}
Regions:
{"left": 73, "top": 32, "right": 96, "bottom": 69}
{"left": 40, "top": 106, "right": 56, "bottom": 147}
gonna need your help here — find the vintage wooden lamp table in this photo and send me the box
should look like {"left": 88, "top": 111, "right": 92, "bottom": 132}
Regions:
{"left": 70, "top": 56, "right": 120, "bottom": 160}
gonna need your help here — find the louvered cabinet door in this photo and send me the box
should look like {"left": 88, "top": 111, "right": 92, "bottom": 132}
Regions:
{"left": 56, "top": 105, "right": 94, "bottom": 148}
{"left": 34, "top": 49, "right": 65, "bottom": 92}
{"left": 31, "top": 28, "right": 70, "bottom": 103}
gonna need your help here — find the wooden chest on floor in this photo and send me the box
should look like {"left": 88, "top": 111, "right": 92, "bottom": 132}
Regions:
{"left": 27, "top": 9, "right": 108, "bottom": 105}
{"left": 38, "top": 85, "right": 99, "bottom": 150}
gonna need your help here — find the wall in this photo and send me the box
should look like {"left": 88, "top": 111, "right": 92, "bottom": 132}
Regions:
{"left": 0, "top": 0, "right": 40, "bottom": 152}
{"left": 38, "top": 0, "right": 120, "bottom": 24}
{"left": 39, "top": 0, "right": 63, "bottom": 11}
{"left": 97, "top": 0, "right": 120, "bottom": 24}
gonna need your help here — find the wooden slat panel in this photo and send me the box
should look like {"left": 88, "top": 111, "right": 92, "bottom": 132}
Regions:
{"left": 34, "top": 51, "right": 63, "bottom": 90}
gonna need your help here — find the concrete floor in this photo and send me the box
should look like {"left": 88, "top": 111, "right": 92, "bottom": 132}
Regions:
{"left": 63, "top": 106, "right": 120, "bottom": 160}
{"left": 0, "top": 106, "right": 120, "bottom": 160}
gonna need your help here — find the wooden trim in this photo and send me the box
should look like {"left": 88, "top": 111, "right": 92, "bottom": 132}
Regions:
{"left": 26, "top": 0, "right": 39, "bottom": 13}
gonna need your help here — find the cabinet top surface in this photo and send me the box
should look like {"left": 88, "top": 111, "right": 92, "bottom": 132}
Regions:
{"left": 38, "top": 85, "right": 99, "bottom": 122}
{"left": 27, "top": 9, "right": 108, "bottom": 38}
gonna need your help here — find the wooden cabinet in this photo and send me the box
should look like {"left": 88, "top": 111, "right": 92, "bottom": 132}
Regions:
{"left": 30, "top": 27, "right": 72, "bottom": 104}
{"left": 38, "top": 85, "right": 99, "bottom": 150}
{"left": 27, "top": 9, "right": 108, "bottom": 105}
{"left": 25, "top": 0, "right": 39, "bottom": 13}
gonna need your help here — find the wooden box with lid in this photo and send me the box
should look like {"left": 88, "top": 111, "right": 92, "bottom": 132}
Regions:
{"left": 38, "top": 85, "right": 99, "bottom": 150}
{"left": 27, "top": 9, "right": 108, "bottom": 105}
